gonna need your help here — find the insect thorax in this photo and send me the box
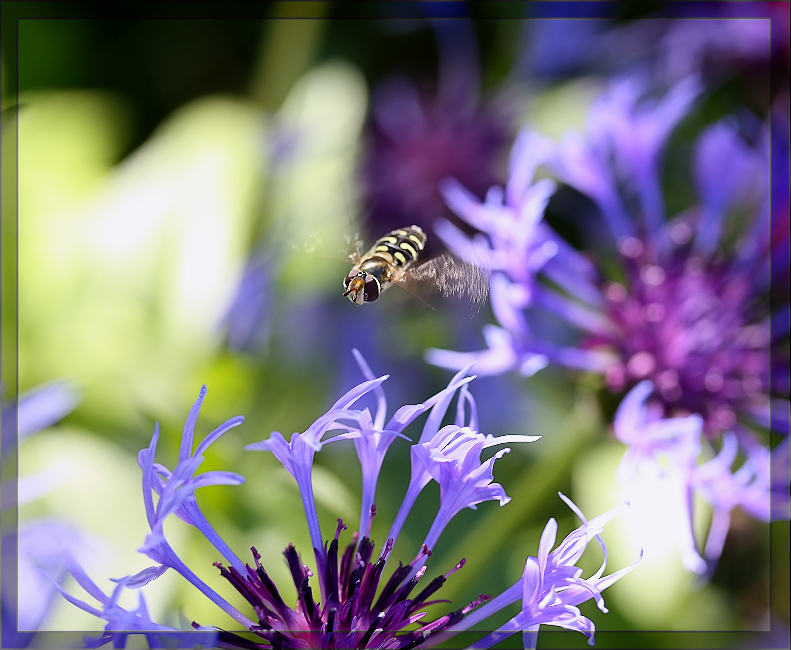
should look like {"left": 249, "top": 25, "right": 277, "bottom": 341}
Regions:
{"left": 358, "top": 256, "right": 395, "bottom": 286}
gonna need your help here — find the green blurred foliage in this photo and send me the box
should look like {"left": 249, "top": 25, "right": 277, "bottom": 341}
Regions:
{"left": 18, "top": 90, "right": 265, "bottom": 439}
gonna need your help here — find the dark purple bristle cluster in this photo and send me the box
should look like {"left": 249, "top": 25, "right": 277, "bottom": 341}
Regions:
{"left": 593, "top": 231, "right": 777, "bottom": 436}
{"left": 198, "top": 517, "right": 487, "bottom": 649}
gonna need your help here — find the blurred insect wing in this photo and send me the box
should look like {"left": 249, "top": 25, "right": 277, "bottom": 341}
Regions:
{"left": 402, "top": 253, "right": 490, "bottom": 313}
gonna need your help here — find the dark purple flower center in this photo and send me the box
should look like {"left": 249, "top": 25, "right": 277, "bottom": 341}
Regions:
{"left": 591, "top": 229, "right": 772, "bottom": 435}
{"left": 362, "top": 85, "right": 510, "bottom": 248}
{"left": 196, "top": 518, "right": 488, "bottom": 649}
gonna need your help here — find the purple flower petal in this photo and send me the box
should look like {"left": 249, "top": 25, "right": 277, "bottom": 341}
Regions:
{"left": 120, "top": 564, "right": 169, "bottom": 588}
{"left": 442, "top": 495, "right": 637, "bottom": 648}
{"left": 16, "top": 381, "right": 80, "bottom": 442}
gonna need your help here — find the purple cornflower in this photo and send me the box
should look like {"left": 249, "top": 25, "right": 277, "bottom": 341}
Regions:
{"left": 362, "top": 75, "right": 508, "bottom": 242}
{"left": 430, "top": 75, "right": 787, "bottom": 437}
{"left": 226, "top": 353, "right": 538, "bottom": 649}
{"left": 428, "top": 77, "right": 788, "bottom": 567}
{"left": 360, "top": 21, "right": 510, "bottom": 250}
{"left": 51, "top": 353, "right": 637, "bottom": 648}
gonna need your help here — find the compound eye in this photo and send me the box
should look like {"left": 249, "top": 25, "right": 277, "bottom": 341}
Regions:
{"left": 344, "top": 271, "right": 357, "bottom": 288}
{"left": 363, "top": 277, "right": 380, "bottom": 302}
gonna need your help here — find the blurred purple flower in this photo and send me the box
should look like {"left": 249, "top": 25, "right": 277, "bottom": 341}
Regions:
{"left": 2, "top": 380, "right": 80, "bottom": 459}
{"left": 517, "top": 19, "right": 613, "bottom": 80}
{"left": 51, "top": 355, "right": 636, "bottom": 648}
{"left": 428, "top": 78, "right": 789, "bottom": 572}
{"left": 360, "top": 74, "right": 510, "bottom": 252}
{"left": 430, "top": 77, "right": 787, "bottom": 437}
{"left": 17, "top": 381, "right": 80, "bottom": 441}
{"left": 613, "top": 380, "right": 785, "bottom": 573}
{"left": 770, "top": 435, "right": 791, "bottom": 521}
{"left": 360, "top": 19, "right": 511, "bottom": 250}
{"left": 659, "top": 7, "right": 789, "bottom": 88}
{"left": 612, "top": 380, "right": 704, "bottom": 487}
{"left": 427, "top": 129, "right": 560, "bottom": 376}
{"left": 14, "top": 521, "right": 97, "bottom": 630}
{"left": 2, "top": 381, "right": 88, "bottom": 648}
{"left": 219, "top": 252, "right": 273, "bottom": 355}
{"left": 615, "top": 381, "right": 737, "bottom": 573}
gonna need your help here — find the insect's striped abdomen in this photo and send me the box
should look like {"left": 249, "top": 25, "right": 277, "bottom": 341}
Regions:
{"left": 372, "top": 227, "right": 427, "bottom": 268}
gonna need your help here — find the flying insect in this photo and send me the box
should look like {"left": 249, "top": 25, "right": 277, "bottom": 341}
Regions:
{"left": 342, "top": 225, "right": 489, "bottom": 310}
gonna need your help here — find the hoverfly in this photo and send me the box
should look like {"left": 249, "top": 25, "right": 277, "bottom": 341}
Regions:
{"left": 342, "top": 225, "right": 489, "bottom": 310}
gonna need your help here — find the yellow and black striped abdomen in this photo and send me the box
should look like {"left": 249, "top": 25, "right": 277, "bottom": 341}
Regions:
{"left": 372, "top": 226, "right": 427, "bottom": 268}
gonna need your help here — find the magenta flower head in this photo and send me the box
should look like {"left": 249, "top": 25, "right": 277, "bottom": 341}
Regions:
{"left": 361, "top": 74, "right": 509, "bottom": 248}
{"left": 360, "top": 20, "right": 511, "bottom": 252}
{"left": 428, "top": 76, "right": 788, "bottom": 571}
{"left": 431, "top": 76, "right": 787, "bottom": 437}
{"left": 49, "top": 353, "right": 637, "bottom": 649}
